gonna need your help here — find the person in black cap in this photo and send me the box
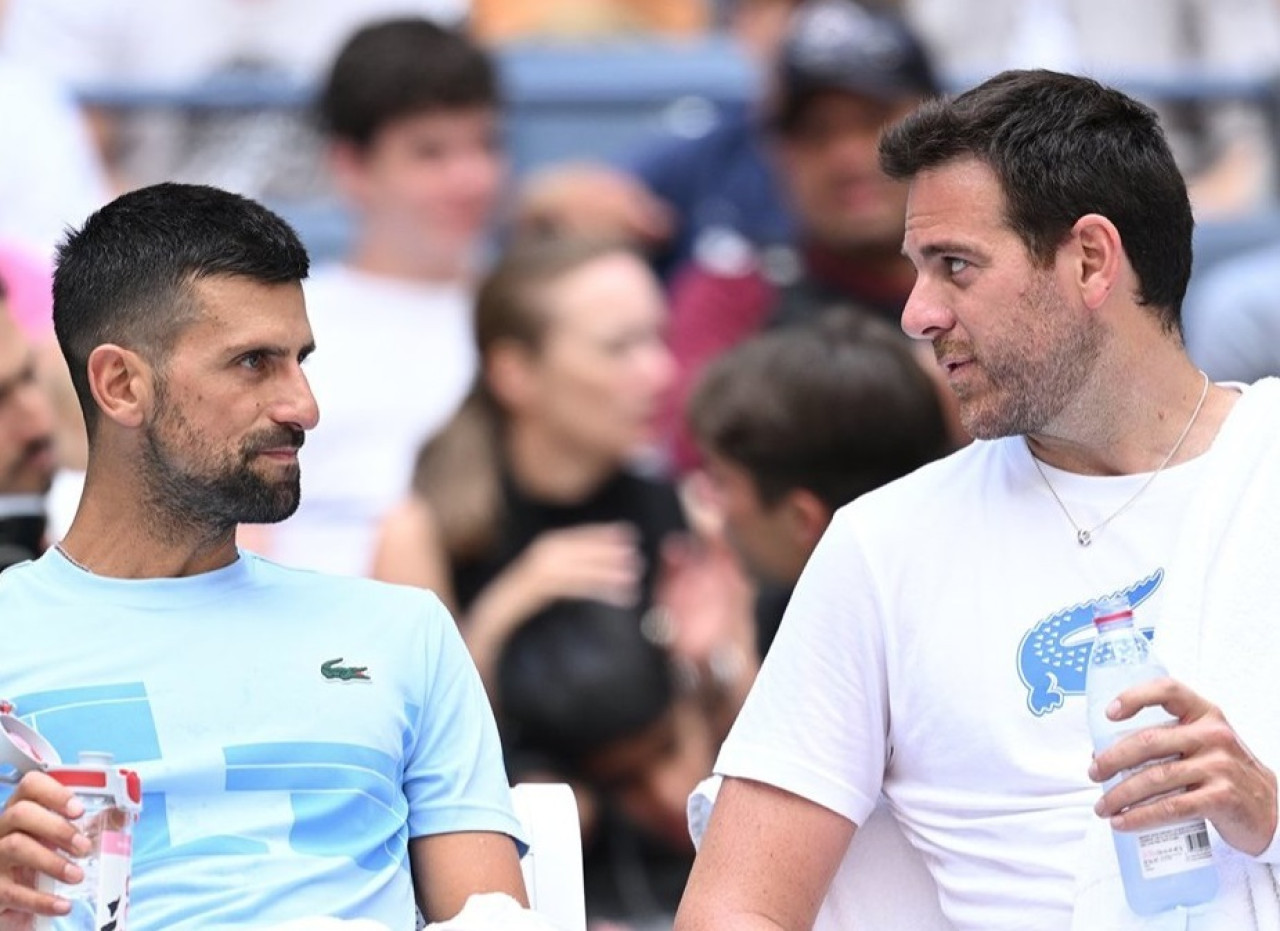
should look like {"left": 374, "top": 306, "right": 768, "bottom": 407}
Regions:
{"left": 510, "top": 0, "right": 807, "bottom": 281}
{"left": 661, "top": 0, "right": 962, "bottom": 472}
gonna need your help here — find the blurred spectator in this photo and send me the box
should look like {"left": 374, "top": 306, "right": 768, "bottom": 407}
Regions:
{"left": 511, "top": 0, "right": 804, "bottom": 279}
{"left": 0, "top": 56, "right": 109, "bottom": 258}
{"left": 257, "top": 18, "right": 505, "bottom": 576}
{"left": 662, "top": 0, "right": 961, "bottom": 470}
{"left": 372, "top": 238, "right": 756, "bottom": 717}
{"left": 498, "top": 599, "right": 715, "bottom": 928}
{"left": 1183, "top": 241, "right": 1280, "bottom": 384}
{"left": 0, "top": 295, "right": 57, "bottom": 570}
{"left": 687, "top": 310, "right": 948, "bottom": 654}
{"left": 902, "top": 0, "right": 1280, "bottom": 217}
{"left": 472, "top": 0, "right": 710, "bottom": 41}
{"left": 1, "top": 0, "right": 467, "bottom": 200}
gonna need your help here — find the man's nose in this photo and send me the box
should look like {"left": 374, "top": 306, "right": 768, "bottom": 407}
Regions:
{"left": 900, "top": 279, "right": 954, "bottom": 342}
{"left": 275, "top": 366, "right": 320, "bottom": 432}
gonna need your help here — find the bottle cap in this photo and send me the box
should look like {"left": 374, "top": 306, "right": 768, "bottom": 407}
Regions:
{"left": 46, "top": 756, "right": 143, "bottom": 812}
{"left": 1092, "top": 595, "right": 1134, "bottom": 627}
{"left": 0, "top": 714, "right": 62, "bottom": 783}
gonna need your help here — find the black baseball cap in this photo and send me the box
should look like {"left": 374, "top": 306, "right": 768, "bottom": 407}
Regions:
{"left": 772, "top": 0, "right": 939, "bottom": 132}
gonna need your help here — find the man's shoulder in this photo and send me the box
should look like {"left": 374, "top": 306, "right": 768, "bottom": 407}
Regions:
{"left": 242, "top": 552, "right": 454, "bottom": 626}
{"left": 838, "top": 438, "right": 1016, "bottom": 528}
{"left": 0, "top": 554, "right": 40, "bottom": 595}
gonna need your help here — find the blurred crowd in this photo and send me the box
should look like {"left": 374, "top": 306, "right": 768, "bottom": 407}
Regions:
{"left": 4, "top": 0, "right": 1280, "bottom": 927}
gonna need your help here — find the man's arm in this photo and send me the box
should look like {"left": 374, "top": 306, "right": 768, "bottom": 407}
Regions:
{"left": 674, "top": 777, "right": 855, "bottom": 931}
{"left": 409, "top": 831, "right": 527, "bottom": 923}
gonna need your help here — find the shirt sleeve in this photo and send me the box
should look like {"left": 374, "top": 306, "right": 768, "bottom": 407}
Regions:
{"left": 714, "top": 508, "right": 889, "bottom": 828}
{"left": 402, "top": 596, "right": 527, "bottom": 852}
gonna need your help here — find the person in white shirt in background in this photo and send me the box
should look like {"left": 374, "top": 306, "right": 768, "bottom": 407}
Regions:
{"left": 252, "top": 17, "right": 505, "bottom": 575}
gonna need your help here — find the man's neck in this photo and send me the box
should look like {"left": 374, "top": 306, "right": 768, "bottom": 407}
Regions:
{"left": 1026, "top": 355, "right": 1239, "bottom": 476}
{"left": 58, "top": 471, "right": 239, "bottom": 579}
{"left": 803, "top": 240, "right": 917, "bottom": 306}
{"left": 346, "top": 233, "right": 474, "bottom": 286}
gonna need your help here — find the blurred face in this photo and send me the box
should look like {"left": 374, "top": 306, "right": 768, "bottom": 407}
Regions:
{"left": 139, "top": 277, "right": 319, "bottom": 530}
{"left": 580, "top": 702, "right": 713, "bottom": 852}
{"left": 340, "top": 106, "right": 505, "bottom": 268}
{"left": 776, "top": 91, "right": 920, "bottom": 253}
{"left": 0, "top": 311, "right": 57, "bottom": 496}
{"left": 701, "top": 452, "right": 809, "bottom": 584}
{"left": 521, "top": 253, "right": 675, "bottom": 461}
{"left": 901, "top": 159, "right": 1102, "bottom": 440}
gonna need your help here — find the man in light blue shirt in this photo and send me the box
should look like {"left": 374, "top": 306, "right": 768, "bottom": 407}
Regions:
{"left": 0, "top": 182, "right": 527, "bottom": 929}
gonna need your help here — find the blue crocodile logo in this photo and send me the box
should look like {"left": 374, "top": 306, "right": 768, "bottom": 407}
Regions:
{"left": 1016, "top": 570, "right": 1162, "bottom": 716}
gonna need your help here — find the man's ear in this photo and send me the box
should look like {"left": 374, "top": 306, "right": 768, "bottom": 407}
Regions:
{"left": 85, "top": 344, "right": 154, "bottom": 430}
{"left": 1069, "top": 213, "right": 1124, "bottom": 311}
{"left": 781, "top": 487, "right": 833, "bottom": 553}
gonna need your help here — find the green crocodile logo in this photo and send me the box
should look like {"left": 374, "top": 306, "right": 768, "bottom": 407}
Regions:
{"left": 321, "top": 658, "right": 370, "bottom": 681}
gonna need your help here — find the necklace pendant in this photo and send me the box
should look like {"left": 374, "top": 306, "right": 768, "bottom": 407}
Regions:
{"left": 1077, "top": 529, "right": 1093, "bottom": 547}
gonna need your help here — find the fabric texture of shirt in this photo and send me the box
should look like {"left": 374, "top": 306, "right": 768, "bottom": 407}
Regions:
{"left": 0, "top": 548, "right": 524, "bottom": 930}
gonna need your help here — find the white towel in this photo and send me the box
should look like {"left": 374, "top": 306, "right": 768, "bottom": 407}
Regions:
{"left": 425, "top": 893, "right": 565, "bottom": 930}
{"left": 1071, "top": 377, "right": 1280, "bottom": 931}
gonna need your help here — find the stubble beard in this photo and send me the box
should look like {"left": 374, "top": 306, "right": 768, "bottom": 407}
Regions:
{"left": 951, "top": 275, "right": 1104, "bottom": 441}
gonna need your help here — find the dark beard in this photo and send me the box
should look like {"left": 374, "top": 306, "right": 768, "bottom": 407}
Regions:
{"left": 139, "top": 422, "right": 304, "bottom": 536}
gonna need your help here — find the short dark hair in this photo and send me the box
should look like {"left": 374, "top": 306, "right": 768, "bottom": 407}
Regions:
{"left": 497, "top": 600, "right": 674, "bottom": 770}
{"left": 689, "top": 310, "right": 947, "bottom": 510}
{"left": 879, "top": 69, "right": 1193, "bottom": 334}
{"left": 53, "top": 182, "right": 310, "bottom": 433}
{"left": 318, "top": 17, "right": 499, "bottom": 147}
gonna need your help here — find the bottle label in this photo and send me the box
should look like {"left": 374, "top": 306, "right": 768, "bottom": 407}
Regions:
{"left": 95, "top": 841, "right": 132, "bottom": 928}
{"left": 1136, "top": 820, "right": 1214, "bottom": 879}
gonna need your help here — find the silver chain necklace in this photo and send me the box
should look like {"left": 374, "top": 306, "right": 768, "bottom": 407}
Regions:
{"left": 54, "top": 540, "right": 93, "bottom": 573}
{"left": 1027, "top": 371, "right": 1211, "bottom": 548}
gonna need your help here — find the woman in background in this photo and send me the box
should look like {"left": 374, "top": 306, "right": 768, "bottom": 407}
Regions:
{"left": 373, "top": 237, "right": 755, "bottom": 703}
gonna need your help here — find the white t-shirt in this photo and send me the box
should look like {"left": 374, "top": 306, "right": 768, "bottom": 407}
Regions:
{"left": 0, "top": 547, "right": 523, "bottom": 930}
{"left": 270, "top": 264, "right": 478, "bottom": 576}
{"left": 716, "top": 430, "right": 1217, "bottom": 931}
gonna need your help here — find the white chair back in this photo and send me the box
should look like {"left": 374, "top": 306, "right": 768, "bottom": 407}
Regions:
{"left": 511, "top": 783, "right": 588, "bottom": 931}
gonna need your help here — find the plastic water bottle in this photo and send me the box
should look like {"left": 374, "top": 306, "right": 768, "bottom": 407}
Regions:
{"left": 1085, "top": 595, "right": 1218, "bottom": 915}
{"left": 35, "top": 751, "right": 142, "bottom": 931}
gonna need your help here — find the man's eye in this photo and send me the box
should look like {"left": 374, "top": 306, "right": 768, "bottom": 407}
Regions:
{"left": 238, "top": 353, "right": 264, "bottom": 370}
{"left": 946, "top": 257, "right": 970, "bottom": 276}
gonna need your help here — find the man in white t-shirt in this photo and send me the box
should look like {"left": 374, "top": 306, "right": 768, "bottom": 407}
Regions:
{"left": 257, "top": 18, "right": 505, "bottom": 576}
{"left": 0, "top": 183, "right": 526, "bottom": 929}
{"left": 675, "top": 70, "right": 1280, "bottom": 931}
